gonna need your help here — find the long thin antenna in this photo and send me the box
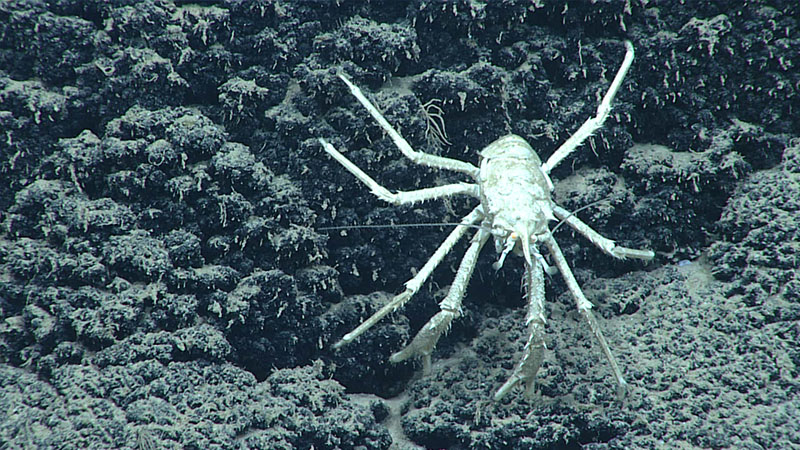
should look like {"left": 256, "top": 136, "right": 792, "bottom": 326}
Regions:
{"left": 550, "top": 198, "right": 609, "bottom": 235}
{"left": 317, "top": 222, "right": 486, "bottom": 232}
{"left": 318, "top": 198, "right": 610, "bottom": 234}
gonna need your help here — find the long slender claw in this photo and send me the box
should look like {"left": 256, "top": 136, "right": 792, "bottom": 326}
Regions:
{"left": 392, "top": 229, "right": 489, "bottom": 370}
{"left": 546, "top": 236, "right": 629, "bottom": 398}
{"left": 615, "top": 378, "right": 629, "bottom": 402}
{"left": 333, "top": 290, "right": 413, "bottom": 350}
{"left": 389, "top": 310, "right": 457, "bottom": 363}
{"left": 494, "top": 260, "right": 547, "bottom": 401}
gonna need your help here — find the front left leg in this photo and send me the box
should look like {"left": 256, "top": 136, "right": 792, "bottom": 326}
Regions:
{"left": 544, "top": 235, "right": 628, "bottom": 400}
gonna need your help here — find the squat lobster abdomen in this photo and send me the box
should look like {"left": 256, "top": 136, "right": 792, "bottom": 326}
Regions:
{"left": 320, "top": 40, "right": 654, "bottom": 401}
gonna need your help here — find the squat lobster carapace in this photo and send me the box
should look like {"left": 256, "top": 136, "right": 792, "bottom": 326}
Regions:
{"left": 319, "top": 40, "right": 654, "bottom": 401}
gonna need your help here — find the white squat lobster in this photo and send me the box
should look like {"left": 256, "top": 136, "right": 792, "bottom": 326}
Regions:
{"left": 319, "top": 40, "right": 654, "bottom": 401}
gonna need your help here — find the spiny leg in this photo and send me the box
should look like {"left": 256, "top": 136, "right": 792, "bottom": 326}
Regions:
{"left": 542, "top": 41, "right": 635, "bottom": 175}
{"left": 333, "top": 207, "right": 484, "bottom": 349}
{"left": 553, "top": 205, "right": 655, "bottom": 261}
{"left": 336, "top": 74, "right": 480, "bottom": 178}
{"left": 544, "top": 235, "right": 628, "bottom": 400}
{"left": 390, "top": 228, "right": 490, "bottom": 372}
{"left": 319, "top": 138, "right": 479, "bottom": 205}
{"left": 494, "top": 258, "right": 547, "bottom": 401}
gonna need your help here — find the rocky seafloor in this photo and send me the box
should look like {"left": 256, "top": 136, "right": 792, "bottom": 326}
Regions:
{"left": 1, "top": 1, "right": 798, "bottom": 448}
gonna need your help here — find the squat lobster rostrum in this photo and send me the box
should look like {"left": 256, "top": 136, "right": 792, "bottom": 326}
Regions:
{"left": 319, "top": 40, "right": 654, "bottom": 401}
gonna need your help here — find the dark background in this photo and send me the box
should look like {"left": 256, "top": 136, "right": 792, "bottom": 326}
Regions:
{"left": 1, "top": 0, "right": 798, "bottom": 448}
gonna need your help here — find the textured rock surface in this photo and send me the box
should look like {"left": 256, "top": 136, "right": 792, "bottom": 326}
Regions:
{"left": 1, "top": 0, "right": 797, "bottom": 448}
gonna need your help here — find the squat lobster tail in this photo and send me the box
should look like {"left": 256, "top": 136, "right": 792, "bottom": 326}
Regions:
{"left": 320, "top": 40, "right": 654, "bottom": 401}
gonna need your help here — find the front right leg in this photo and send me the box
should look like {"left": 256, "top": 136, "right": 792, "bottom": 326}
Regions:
{"left": 494, "top": 258, "right": 547, "bottom": 401}
{"left": 390, "top": 228, "right": 490, "bottom": 372}
{"left": 333, "top": 207, "right": 483, "bottom": 349}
